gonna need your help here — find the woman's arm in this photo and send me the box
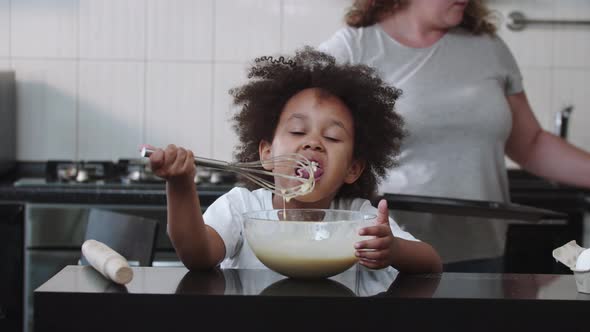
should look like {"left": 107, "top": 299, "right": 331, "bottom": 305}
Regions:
{"left": 505, "top": 92, "right": 590, "bottom": 188}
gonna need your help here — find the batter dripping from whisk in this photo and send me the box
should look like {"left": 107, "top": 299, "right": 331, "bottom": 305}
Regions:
{"left": 280, "top": 160, "right": 319, "bottom": 218}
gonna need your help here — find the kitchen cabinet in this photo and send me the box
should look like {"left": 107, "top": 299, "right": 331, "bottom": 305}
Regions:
{"left": 507, "top": 169, "right": 589, "bottom": 273}
{"left": 0, "top": 203, "right": 24, "bottom": 332}
{"left": 0, "top": 177, "right": 230, "bottom": 332}
{"left": 2, "top": 166, "right": 590, "bottom": 331}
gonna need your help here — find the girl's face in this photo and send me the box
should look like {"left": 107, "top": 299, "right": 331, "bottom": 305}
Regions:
{"left": 259, "top": 88, "right": 365, "bottom": 207}
{"left": 407, "top": 0, "right": 469, "bottom": 29}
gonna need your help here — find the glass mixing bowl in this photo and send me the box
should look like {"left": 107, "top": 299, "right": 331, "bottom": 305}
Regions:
{"left": 243, "top": 209, "right": 376, "bottom": 279}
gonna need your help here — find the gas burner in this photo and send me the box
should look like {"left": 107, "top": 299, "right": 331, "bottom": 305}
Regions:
{"left": 118, "top": 159, "right": 237, "bottom": 185}
{"left": 42, "top": 159, "right": 238, "bottom": 186}
{"left": 207, "top": 170, "right": 237, "bottom": 185}
{"left": 118, "top": 159, "right": 164, "bottom": 184}
{"left": 46, "top": 161, "right": 118, "bottom": 183}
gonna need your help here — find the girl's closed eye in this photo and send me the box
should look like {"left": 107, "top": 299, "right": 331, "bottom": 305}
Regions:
{"left": 324, "top": 136, "right": 341, "bottom": 142}
{"left": 290, "top": 131, "right": 305, "bottom": 136}
{"left": 324, "top": 129, "right": 344, "bottom": 142}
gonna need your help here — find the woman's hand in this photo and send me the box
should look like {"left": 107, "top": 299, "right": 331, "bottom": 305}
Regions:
{"left": 146, "top": 144, "right": 196, "bottom": 185}
{"left": 354, "top": 199, "right": 398, "bottom": 269}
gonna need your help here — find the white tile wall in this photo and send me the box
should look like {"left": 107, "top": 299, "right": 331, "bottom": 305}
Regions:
{"left": 0, "top": 58, "right": 10, "bottom": 70}
{"left": 147, "top": 0, "right": 214, "bottom": 62}
{"left": 11, "top": 0, "right": 78, "bottom": 58}
{"left": 491, "top": 0, "right": 590, "bottom": 168}
{"left": 520, "top": 68, "right": 554, "bottom": 131}
{"left": 78, "top": 61, "right": 144, "bottom": 160}
{"left": 12, "top": 59, "right": 77, "bottom": 160}
{"left": 0, "top": 0, "right": 9, "bottom": 57}
{"left": 282, "top": 0, "right": 347, "bottom": 53}
{"left": 493, "top": 0, "right": 556, "bottom": 67}
{"left": 553, "top": 0, "right": 590, "bottom": 68}
{"left": 212, "top": 63, "right": 248, "bottom": 161}
{"left": 214, "top": 0, "right": 281, "bottom": 62}
{"left": 5, "top": 0, "right": 590, "bottom": 162}
{"left": 145, "top": 62, "right": 212, "bottom": 156}
{"left": 79, "top": 0, "right": 146, "bottom": 60}
{"left": 553, "top": 69, "right": 590, "bottom": 149}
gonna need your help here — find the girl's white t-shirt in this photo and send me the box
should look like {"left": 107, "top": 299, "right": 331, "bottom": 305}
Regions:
{"left": 203, "top": 187, "right": 417, "bottom": 271}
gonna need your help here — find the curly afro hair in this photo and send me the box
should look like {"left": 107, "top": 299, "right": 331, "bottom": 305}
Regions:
{"left": 230, "top": 46, "right": 405, "bottom": 200}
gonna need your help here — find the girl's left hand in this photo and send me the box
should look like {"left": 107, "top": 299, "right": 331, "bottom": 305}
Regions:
{"left": 354, "top": 199, "right": 398, "bottom": 269}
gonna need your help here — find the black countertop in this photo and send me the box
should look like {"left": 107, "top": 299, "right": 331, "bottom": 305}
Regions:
{"left": 0, "top": 166, "right": 587, "bottom": 222}
{"left": 0, "top": 179, "right": 230, "bottom": 206}
{"left": 0, "top": 169, "right": 580, "bottom": 217}
{"left": 0, "top": 162, "right": 232, "bottom": 205}
{"left": 35, "top": 266, "right": 590, "bottom": 332}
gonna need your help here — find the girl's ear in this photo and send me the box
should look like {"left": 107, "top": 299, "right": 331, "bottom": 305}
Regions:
{"left": 344, "top": 159, "right": 366, "bottom": 184}
{"left": 258, "top": 140, "right": 273, "bottom": 171}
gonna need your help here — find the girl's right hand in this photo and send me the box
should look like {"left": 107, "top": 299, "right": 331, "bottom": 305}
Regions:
{"left": 148, "top": 144, "right": 196, "bottom": 184}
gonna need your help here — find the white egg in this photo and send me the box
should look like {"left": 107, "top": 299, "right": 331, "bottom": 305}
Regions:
{"left": 575, "top": 248, "right": 590, "bottom": 271}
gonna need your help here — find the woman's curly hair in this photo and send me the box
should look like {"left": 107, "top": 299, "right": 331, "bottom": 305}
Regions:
{"left": 230, "top": 47, "right": 405, "bottom": 199}
{"left": 346, "top": 0, "right": 498, "bottom": 35}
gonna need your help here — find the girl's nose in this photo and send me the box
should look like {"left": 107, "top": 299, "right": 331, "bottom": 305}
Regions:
{"left": 303, "top": 139, "right": 324, "bottom": 151}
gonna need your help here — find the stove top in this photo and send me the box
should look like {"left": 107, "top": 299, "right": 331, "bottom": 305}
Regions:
{"left": 14, "top": 160, "right": 237, "bottom": 187}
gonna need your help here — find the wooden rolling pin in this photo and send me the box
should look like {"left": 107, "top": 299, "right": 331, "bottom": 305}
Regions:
{"left": 81, "top": 239, "right": 134, "bottom": 285}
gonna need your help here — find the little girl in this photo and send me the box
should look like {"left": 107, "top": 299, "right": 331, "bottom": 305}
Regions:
{"left": 148, "top": 47, "right": 442, "bottom": 273}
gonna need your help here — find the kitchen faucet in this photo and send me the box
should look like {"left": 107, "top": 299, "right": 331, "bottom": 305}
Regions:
{"left": 554, "top": 105, "right": 573, "bottom": 140}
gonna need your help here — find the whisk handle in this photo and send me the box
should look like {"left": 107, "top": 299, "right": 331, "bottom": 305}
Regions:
{"left": 140, "top": 146, "right": 230, "bottom": 168}
{"left": 193, "top": 156, "right": 231, "bottom": 168}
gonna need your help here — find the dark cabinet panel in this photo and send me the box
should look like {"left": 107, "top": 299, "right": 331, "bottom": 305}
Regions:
{"left": 0, "top": 203, "right": 24, "bottom": 332}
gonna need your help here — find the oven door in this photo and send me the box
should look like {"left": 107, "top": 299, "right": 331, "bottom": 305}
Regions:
{"left": 23, "top": 203, "right": 176, "bottom": 332}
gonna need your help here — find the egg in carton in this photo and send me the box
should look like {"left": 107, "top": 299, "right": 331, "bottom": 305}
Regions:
{"left": 552, "top": 240, "right": 590, "bottom": 293}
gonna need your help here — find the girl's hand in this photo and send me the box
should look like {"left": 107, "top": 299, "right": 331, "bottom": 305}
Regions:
{"left": 146, "top": 144, "right": 196, "bottom": 184}
{"left": 354, "top": 199, "right": 398, "bottom": 269}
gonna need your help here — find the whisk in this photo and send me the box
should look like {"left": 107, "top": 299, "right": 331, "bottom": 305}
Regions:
{"left": 140, "top": 147, "right": 316, "bottom": 199}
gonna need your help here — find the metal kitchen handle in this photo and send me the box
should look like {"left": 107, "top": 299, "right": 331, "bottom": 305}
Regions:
{"left": 507, "top": 11, "right": 590, "bottom": 31}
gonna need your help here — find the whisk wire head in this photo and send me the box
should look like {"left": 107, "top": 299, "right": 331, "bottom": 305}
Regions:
{"left": 232, "top": 153, "right": 316, "bottom": 199}
{"left": 140, "top": 147, "right": 316, "bottom": 199}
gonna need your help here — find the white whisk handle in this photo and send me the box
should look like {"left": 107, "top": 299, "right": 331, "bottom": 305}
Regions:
{"left": 140, "top": 146, "right": 154, "bottom": 158}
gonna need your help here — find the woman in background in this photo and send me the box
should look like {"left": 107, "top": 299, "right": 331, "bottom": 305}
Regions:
{"left": 319, "top": 0, "right": 590, "bottom": 271}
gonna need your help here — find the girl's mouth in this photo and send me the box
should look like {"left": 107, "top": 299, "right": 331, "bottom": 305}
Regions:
{"left": 296, "top": 161, "right": 323, "bottom": 180}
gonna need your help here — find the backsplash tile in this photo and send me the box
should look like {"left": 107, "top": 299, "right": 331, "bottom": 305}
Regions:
{"left": 520, "top": 67, "right": 553, "bottom": 131}
{"left": 78, "top": 61, "right": 144, "bottom": 160}
{"left": 282, "top": 0, "right": 346, "bottom": 53}
{"left": 211, "top": 63, "right": 248, "bottom": 161}
{"left": 147, "top": 0, "right": 214, "bottom": 61}
{"left": 11, "top": 0, "right": 78, "bottom": 58}
{"left": 553, "top": 0, "right": 590, "bottom": 68}
{"left": 79, "top": 0, "right": 146, "bottom": 60}
{"left": 145, "top": 62, "right": 213, "bottom": 156}
{"left": 5, "top": 0, "right": 590, "bottom": 162}
{"left": 553, "top": 68, "right": 590, "bottom": 149}
{"left": 214, "top": 0, "right": 281, "bottom": 62}
{"left": 0, "top": 58, "right": 9, "bottom": 70}
{"left": 0, "top": 0, "right": 9, "bottom": 57}
{"left": 492, "top": 0, "right": 556, "bottom": 68}
{"left": 12, "top": 59, "right": 77, "bottom": 160}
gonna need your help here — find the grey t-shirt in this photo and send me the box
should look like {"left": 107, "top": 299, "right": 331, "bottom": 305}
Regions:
{"left": 319, "top": 25, "right": 524, "bottom": 263}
